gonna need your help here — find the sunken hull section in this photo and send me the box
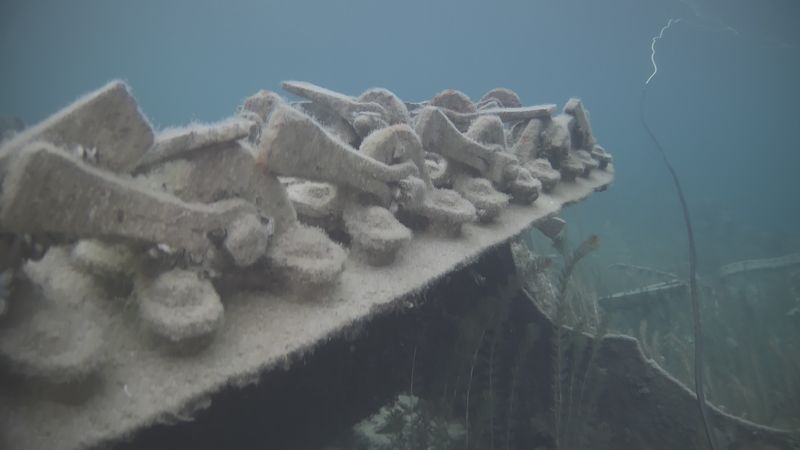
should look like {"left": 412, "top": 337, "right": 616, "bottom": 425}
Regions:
{"left": 0, "top": 81, "right": 614, "bottom": 450}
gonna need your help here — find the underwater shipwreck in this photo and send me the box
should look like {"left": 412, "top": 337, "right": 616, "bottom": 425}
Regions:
{"left": 0, "top": 80, "right": 797, "bottom": 450}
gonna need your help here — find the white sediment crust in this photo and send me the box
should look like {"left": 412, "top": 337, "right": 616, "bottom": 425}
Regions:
{"left": 0, "top": 168, "right": 614, "bottom": 450}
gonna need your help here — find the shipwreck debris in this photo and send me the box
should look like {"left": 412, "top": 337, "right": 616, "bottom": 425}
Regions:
{"left": 718, "top": 253, "right": 800, "bottom": 280}
{"left": 2, "top": 80, "right": 154, "bottom": 173}
{"left": 598, "top": 279, "right": 688, "bottom": 312}
{"left": 0, "top": 79, "right": 615, "bottom": 450}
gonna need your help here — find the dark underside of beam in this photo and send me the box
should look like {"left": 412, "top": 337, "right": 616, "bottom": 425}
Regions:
{"left": 116, "top": 243, "right": 560, "bottom": 450}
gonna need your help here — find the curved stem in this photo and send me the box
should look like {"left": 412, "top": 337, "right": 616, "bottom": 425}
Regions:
{"left": 639, "top": 87, "right": 717, "bottom": 450}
